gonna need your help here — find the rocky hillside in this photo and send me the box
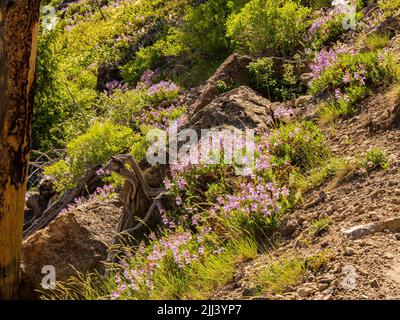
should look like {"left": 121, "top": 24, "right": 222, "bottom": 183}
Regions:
{"left": 23, "top": 0, "right": 400, "bottom": 300}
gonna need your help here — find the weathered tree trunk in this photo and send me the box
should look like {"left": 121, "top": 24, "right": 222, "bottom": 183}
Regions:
{"left": 0, "top": 0, "right": 41, "bottom": 299}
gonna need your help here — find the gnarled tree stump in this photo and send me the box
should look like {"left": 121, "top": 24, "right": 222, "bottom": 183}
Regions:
{"left": 105, "top": 155, "right": 165, "bottom": 261}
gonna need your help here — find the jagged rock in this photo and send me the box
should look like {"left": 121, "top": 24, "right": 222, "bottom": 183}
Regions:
{"left": 318, "top": 274, "right": 335, "bottom": 284}
{"left": 191, "top": 53, "right": 254, "bottom": 112}
{"left": 297, "top": 283, "right": 318, "bottom": 297}
{"left": 189, "top": 86, "right": 274, "bottom": 133}
{"left": 280, "top": 218, "right": 299, "bottom": 237}
{"left": 343, "top": 217, "right": 400, "bottom": 240}
{"left": 318, "top": 283, "right": 330, "bottom": 291}
{"left": 303, "top": 191, "right": 327, "bottom": 210}
{"left": 342, "top": 223, "right": 381, "bottom": 240}
{"left": 369, "top": 278, "right": 380, "bottom": 288}
{"left": 381, "top": 217, "right": 400, "bottom": 231}
{"left": 344, "top": 247, "right": 357, "bottom": 256}
{"left": 21, "top": 200, "right": 121, "bottom": 298}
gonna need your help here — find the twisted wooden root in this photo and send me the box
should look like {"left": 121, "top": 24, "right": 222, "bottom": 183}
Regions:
{"left": 105, "top": 155, "right": 165, "bottom": 261}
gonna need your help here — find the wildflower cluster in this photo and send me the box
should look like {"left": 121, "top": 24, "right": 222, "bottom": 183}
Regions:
{"left": 138, "top": 104, "right": 187, "bottom": 130}
{"left": 216, "top": 178, "right": 289, "bottom": 219}
{"left": 110, "top": 230, "right": 210, "bottom": 299}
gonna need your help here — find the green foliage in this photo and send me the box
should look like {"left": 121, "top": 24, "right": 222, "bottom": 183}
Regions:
{"left": 291, "top": 156, "right": 361, "bottom": 193}
{"left": 300, "top": 0, "right": 331, "bottom": 8}
{"left": 304, "top": 250, "right": 332, "bottom": 272}
{"left": 378, "top": 0, "right": 400, "bottom": 15}
{"left": 226, "top": 0, "right": 311, "bottom": 56}
{"left": 248, "top": 57, "right": 305, "bottom": 101}
{"left": 364, "top": 148, "right": 389, "bottom": 171}
{"left": 44, "top": 122, "right": 134, "bottom": 189}
{"left": 67, "top": 122, "right": 134, "bottom": 176}
{"left": 254, "top": 256, "right": 306, "bottom": 294}
{"left": 311, "top": 50, "right": 399, "bottom": 122}
{"left": 309, "top": 217, "right": 331, "bottom": 236}
{"left": 365, "top": 32, "right": 390, "bottom": 51}
{"left": 177, "top": 0, "right": 230, "bottom": 58}
{"left": 270, "top": 121, "right": 329, "bottom": 172}
{"left": 33, "top": 26, "right": 66, "bottom": 150}
{"left": 100, "top": 89, "right": 150, "bottom": 126}
{"left": 43, "top": 160, "right": 74, "bottom": 193}
{"left": 308, "top": 14, "right": 347, "bottom": 51}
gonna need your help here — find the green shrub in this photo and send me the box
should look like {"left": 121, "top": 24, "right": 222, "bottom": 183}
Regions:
{"left": 44, "top": 121, "right": 134, "bottom": 190}
{"left": 43, "top": 160, "right": 74, "bottom": 193}
{"left": 379, "top": 0, "right": 400, "bottom": 15}
{"left": 67, "top": 122, "right": 134, "bottom": 176}
{"left": 100, "top": 89, "right": 150, "bottom": 126}
{"left": 226, "top": 0, "right": 311, "bottom": 56}
{"left": 33, "top": 26, "right": 67, "bottom": 150}
{"left": 248, "top": 57, "right": 305, "bottom": 101}
{"left": 311, "top": 50, "right": 399, "bottom": 121}
{"left": 364, "top": 148, "right": 389, "bottom": 171}
{"left": 309, "top": 217, "right": 331, "bottom": 236}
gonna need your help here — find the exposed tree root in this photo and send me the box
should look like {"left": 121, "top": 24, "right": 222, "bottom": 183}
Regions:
{"left": 105, "top": 155, "right": 165, "bottom": 262}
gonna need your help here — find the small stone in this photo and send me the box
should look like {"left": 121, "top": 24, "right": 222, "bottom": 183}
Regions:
{"left": 318, "top": 283, "right": 329, "bottom": 291}
{"left": 297, "top": 283, "right": 318, "bottom": 297}
{"left": 342, "top": 223, "right": 381, "bottom": 240}
{"left": 369, "top": 279, "right": 380, "bottom": 288}
{"left": 344, "top": 247, "right": 357, "bottom": 256}
{"left": 319, "top": 274, "right": 335, "bottom": 284}
{"left": 384, "top": 253, "right": 394, "bottom": 260}
{"left": 391, "top": 198, "right": 400, "bottom": 205}
{"left": 280, "top": 219, "right": 298, "bottom": 237}
{"left": 394, "top": 233, "right": 400, "bottom": 240}
{"left": 320, "top": 241, "right": 329, "bottom": 248}
{"left": 242, "top": 287, "right": 255, "bottom": 296}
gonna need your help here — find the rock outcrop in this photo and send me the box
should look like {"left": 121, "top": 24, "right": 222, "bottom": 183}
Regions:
{"left": 191, "top": 53, "right": 254, "bottom": 112}
{"left": 20, "top": 199, "right": 121, "bottom": 298}
{"left": 189, "top": 86, "right": 275, "bottom": 133}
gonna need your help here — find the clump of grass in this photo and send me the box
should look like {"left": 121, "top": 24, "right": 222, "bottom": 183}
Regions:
{"left": 317, "top": 102, "right": 346, "bottom": 126}
{"left": 291, "top": 157, "right": 361, "bottom": 194}
{"left": 389, "top": 83, "right": 400, "bottom": 106}
{"left": 185, "top": 237, "right": 258, "bottom": 299}
{"left": 309, "top": 217, "right": 331, "bottom": 236}
{"left": 365, "top": 32, "right": 390, "bottom": 51}
{"left": 254, "top": 256, "right": 306, "bottom": 294}
{"left": 363, "top": 147, "right": 389, "bottom": 171}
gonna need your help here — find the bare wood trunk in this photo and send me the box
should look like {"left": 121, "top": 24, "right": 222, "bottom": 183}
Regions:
{"left": 0, "top": 0, "right": 41, "bottom": 299}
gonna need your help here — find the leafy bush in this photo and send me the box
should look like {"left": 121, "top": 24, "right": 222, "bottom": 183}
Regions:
{"left": 44, "top": 122, "right": 134, "bottom": 189}
{"left": 306, "top": 11, "right": 348, "bottom": 51}
{"left": 100, "top": 89, "right": 150, "bottom": 126}
{"left": 67, "top": 122, "right": 134, "bottom": 175}
{"left": 248, "top": 57, "right": 305, "bottom": 101}
{"left": 379, "top": 0, "right": 400, "bottom": 16}
{"left": 43, "top": 160, "right": 74, "bottom": 193}
{"left": 226, "top": 0, "right": 311, "bottom": 56}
